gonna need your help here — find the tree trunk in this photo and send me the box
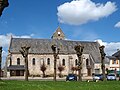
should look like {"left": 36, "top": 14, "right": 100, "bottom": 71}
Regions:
{"left": 59, "top": 71, "right": 62, "bottom": 78}
{"left": 54, "top": 59, "right": 57, "bottom": 81}
{"left": 43, "top": 71, "right": 45, "bottom": 78}
{"left": 101, "top": 59, "right": 106, "bottom": 81}
{"left": 78, "top": 68, "right": 82, "bottom": 81}
{"left": 99, "top": 46, "right": 106, "bottom": 81}
{"left": 0, "top": 62, "right": 1, "bottom": 80}
{"left": 25, "top": 56, "right": 28, "bottom": 81}
{"left": 20, "top": 46, "right": 30, "bottom": 81}
{"left": 74, "top": 45, "right": 84, "bottom": 81}
{"left": 78, "top": 56, "right": 82, "bottom": 81}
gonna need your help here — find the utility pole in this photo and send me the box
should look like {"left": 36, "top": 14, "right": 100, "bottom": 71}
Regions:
{"left": 20, "top": 46, "right": 30, "bottom": 81}
{"left": 51, "top": 44, "right": 60, "bottom": 81}
{"left": 74, "top": 45, "right": 84, "bottom": 81}
{"left": 0, "top": 47, "right": 2, "bottom": 80}
{"left": 99, "top": 45, "right": 106, "bottom": 81}
{"left": 0, "top": 0, "right": 9, "bottom": 16}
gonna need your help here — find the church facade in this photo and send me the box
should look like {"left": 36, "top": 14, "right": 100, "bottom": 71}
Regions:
{"left": 6, "top": 27, "right": 102, "bottom": 77}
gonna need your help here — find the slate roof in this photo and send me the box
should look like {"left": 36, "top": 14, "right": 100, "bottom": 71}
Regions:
{"left": 106, "top": 56, "right": 116, "bottom": 59}
{"left": 112, "top": 50, "right": 120, "bottom": 58}
{"left": 106, "top": 56, "right": 116, "bottom": 64}
{"left": 9, "top": 38, "right": 101, "bottom": 63}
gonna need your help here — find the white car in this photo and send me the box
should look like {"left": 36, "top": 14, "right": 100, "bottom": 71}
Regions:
{"left": 107, "top": 74, "right": 116, "bottom": 80}
{"left": 93, "top": 74, "right": 103, "bottom": 81}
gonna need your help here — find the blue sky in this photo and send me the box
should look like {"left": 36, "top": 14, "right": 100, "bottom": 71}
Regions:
{"left": 0, "top": 0, "right": 120, "bottom": 66}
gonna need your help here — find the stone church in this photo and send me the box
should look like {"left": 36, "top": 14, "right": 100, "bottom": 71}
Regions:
{"left": 6, "top": 27, "right": 101, "bottom": 77}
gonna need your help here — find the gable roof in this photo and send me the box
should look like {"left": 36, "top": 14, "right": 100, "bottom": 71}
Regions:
{"left": 51, "top": 26, "right": 65, "bottom": 40}
{"left": 112, "top": 50, "right": 120, "bottom": 59}
{"left": 106, "top": 56, "right": 116, "bottom": 59}
{"left": 9, "top": 38, "right": 101, "bottom": 63}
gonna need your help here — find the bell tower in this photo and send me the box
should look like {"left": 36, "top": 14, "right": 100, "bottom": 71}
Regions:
{"left": 51, "top": 26, "right": 65, "bottom": 40}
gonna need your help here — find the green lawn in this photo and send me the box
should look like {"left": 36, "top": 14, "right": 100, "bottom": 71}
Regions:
{"left": 0, "top": 80, "right": 120, "bottom": 90}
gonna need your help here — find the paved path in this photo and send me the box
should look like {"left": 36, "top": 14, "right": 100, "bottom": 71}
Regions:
{"left": 1, "top": 76, "right": 93, "bottom": 81}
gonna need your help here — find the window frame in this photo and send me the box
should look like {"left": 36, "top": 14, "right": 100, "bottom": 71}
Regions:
{"left": 47, "top": 58, "right": 50, "bottom": 65}
{"left": 86, "top": 58, "right": 89, "bottom": 66}
{"left": 62, "top": 59, "right": 65, "bottom": 66}
{"left": 17, "top": 58, "right": 20, "bottom": 65}
{"left": 75, "top": 59, "right": 78, "bottom": 66}
{"left": 32, "top": 58, "right": 35, "bottom": 65}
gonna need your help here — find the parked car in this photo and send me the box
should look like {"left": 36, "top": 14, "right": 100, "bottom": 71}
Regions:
{"left": 107, "top": 73, "right": 116, "bottom": 80}
{"left": 93, "top": 74, "right": 103, "bottom": 81}
{"left": 66, "top": 74, "right": 77, "bottom": 81}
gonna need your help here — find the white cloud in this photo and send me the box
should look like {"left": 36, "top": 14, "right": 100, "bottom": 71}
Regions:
{"left": 115, "top": 22, "right": 120, "bottom": 28}
{"left": 57, "top": 0, "right": 117, "bottom": 25}
{"left": 0, "top": 33, "right": 34, "bottom": 67}
{"left": 0, "top": 33, "right": 33, "bottom": 48}
{"left": 95, "top": 39, "right": 107, "bottom": 46}
{"left": 96, "top": 39, "right": 120, "bottom": 56}
{"left": 0, "top": 34, "right": 10, "bottom": 47}
{"left": 2, "top": 50, "right": 7, "bottom": 60}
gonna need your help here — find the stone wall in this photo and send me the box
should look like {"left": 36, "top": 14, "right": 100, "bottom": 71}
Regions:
{"left": 7, "top": 53, "right": 96, "bottom": 77}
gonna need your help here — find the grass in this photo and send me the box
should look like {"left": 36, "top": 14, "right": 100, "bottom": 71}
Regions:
{"left": 0, "top": 80, "right": 120, "bottom": 90}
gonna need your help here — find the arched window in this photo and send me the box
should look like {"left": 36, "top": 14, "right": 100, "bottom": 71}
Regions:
{"left": 17, "top": 58, "right": 20, "bottom": 65}
{"left": 116, "top": 60, "right": 118, "bottom": 64}
{"left": 47, "top": 58, "right": 50, "bottom": 65}
{"left": 86, "top": 58, "right": 89, "bottom": 66}
{"left": 32, "top": 58, "right": 35, "bottom": 65}
{"left": 10, "top": 57, "right": 12, "bottom": 66}
{"left": 112, "top": 59, "right": 116, "bottom": 64}
{"left": 75, "top": 59, "right": 78, "bottom": 66}
{"left": 62, "top": 59, "right": 65, "bottom": 66}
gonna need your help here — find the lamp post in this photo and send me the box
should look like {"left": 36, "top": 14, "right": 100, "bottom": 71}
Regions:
{"left": 0, "top": 47, "right": 2, "bottom": 80}
{"left": 74, "top": 45, "right": 84, "bottom": 81}
{"left": 51, "top": 44, "right": 60, "bottom": 81}
{"left": 20, "top": 46, "right": 30, "bottom": 81}
{"left": 0, "top": 0, "right": 9, "bottom": 16}
{"left": 99, "top": 46, "right": 106, "bottom": 81}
